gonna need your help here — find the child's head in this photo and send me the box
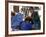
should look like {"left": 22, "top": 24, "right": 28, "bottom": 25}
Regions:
{"left": 25, "top": 16, "right": 32, "bottom": 22}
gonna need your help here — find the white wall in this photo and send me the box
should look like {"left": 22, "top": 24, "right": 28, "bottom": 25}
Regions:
{"left": 0, "top": 0, "right": 46, "bottom": 37}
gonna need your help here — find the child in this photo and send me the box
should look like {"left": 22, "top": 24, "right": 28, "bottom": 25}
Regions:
{"left": 20, "top": 16, "right": 34, "bottom": 30}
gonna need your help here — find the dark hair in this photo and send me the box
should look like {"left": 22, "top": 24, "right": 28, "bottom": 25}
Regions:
{"left": 25, "top": 16, "right": 34, "bottom": 24}
{"left": 25, "top": 16, "right": 32, "bottom": 22}
{"left": 11, "top": 12, "right": 15, "bottom": 16}
{"left": 29, "top": 7, "right": 34, "bottom": 10}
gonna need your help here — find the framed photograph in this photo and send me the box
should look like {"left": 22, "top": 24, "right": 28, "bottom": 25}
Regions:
{"left": 5, "top": 1, "right": 45, "bottom": 36}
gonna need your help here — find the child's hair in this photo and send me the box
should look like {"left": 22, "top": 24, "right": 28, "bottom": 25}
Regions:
{"left": 25, "top": 16, "right": 32, "bottom": 22}
{"left": 25, "top": 16, "right": 34, "bottom": 24}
